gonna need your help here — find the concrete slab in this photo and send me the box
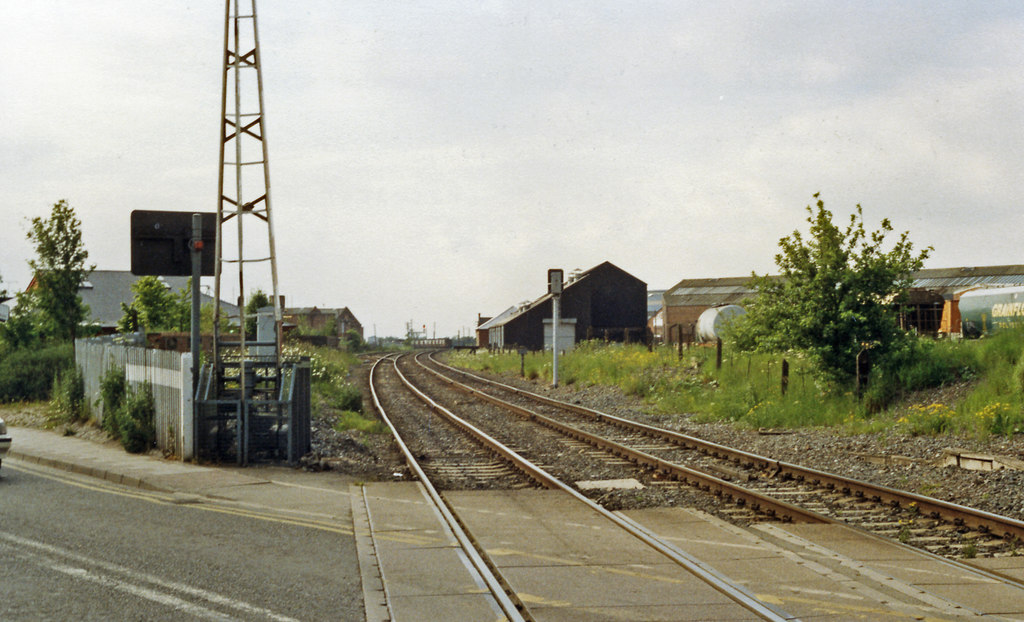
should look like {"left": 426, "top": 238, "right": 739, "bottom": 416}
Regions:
{"left": 921, "top": 582, "right": 1024, "bottom": 615}
{"left": 868, "top": 558, "right": 1000, "bottom": 586}
{"left": 362, "top": 483, "right": 456, "bottom": 547}
{"left": 772, "top": 523, "right": 923, "bottom": 561}
{"left": 966, "top": 556, "right": 1024, "bottom": 583}
{"left": 388, "top": 594, "right": 509, "bottom": 622}
{"left": 358, "top": 482, "right": 511, "bottom": 622}
{"left": 524, "top": 603, "right": 764, "bottom": 622}
{"left": 449, "top": 489, "right": 675, "bottom": 565}
{"left": 621, "top": 507, "right": 781, "bottom": 562}
{"left": 447, "top": 489, "right": 768, "bottom": 621}
{"left": 758, "top": 522, "right": 1024, "bottom": 618}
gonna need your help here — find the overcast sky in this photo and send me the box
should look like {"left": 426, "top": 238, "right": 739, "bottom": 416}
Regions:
{"left": 2, "top": 1, "right": 1022, "bottom": 338}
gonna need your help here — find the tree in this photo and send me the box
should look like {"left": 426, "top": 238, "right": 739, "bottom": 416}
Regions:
{"left": 344, "top": 328, "right": 365, "bottom": 352}
{"left": 244, "top": 289, "right": 271, "bottom": 338}
{"left": 731, "top": 194, "right": 931, "bottom": 386}
{"left": 25, "top": 200, "right": 94, "bottom": 342}
{"left": 118, "top": 276, "right": 178, "bottom": 333}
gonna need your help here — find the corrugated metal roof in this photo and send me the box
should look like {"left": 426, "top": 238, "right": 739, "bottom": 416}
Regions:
{"left": 664, "top": 265, "right": 1024, "bottom": 307}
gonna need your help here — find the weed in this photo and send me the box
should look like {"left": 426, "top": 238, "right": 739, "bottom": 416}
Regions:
{"left": 335, "top": 410, "right": 387, "bottom": 434}
{"left": 962, "top": 540, "right": 977, "bottom": 559}
{"left": 898, "top": 521, "right": 912, "bottom": 544}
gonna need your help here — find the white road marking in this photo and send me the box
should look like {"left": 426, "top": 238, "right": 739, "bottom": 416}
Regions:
{"left": 0, "top": 531, "right": 301, "bottom": 622}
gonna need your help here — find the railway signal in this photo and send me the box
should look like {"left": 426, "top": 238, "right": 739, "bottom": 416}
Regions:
{"left": 549, "top": 268, "right": 563, "bottom": 387}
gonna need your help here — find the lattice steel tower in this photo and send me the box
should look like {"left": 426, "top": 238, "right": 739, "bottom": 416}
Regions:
{"left": 214, "top": 0, "right": 282, "bottom": 375}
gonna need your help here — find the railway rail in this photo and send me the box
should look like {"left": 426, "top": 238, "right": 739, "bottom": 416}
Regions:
{"left": 369, "top": 354, "right": 794, "bottom": 621}
{"left": 420, "top": 351, "right": 1024, "bottom": 559}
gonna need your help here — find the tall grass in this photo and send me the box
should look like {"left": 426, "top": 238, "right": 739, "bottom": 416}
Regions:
{"left": 449, "top": 330, "right": 1024, "bottom": 437}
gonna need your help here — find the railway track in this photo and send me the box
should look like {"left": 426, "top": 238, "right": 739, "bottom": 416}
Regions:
{"left": 420, "top": 351, "right": 1024, "bottom": 559}
{"left": 369, "top": 354, "right": 793, "bottom": 621}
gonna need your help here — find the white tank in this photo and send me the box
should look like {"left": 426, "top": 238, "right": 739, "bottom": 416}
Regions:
{"left": 696, "top": 305, "right": 746, "bottom": 342}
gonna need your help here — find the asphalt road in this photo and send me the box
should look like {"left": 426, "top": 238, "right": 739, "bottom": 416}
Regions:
{"left": 0, "top": 461, "right": 363, "bottom": 621}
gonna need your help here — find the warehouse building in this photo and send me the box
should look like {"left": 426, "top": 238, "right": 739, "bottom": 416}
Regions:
{"left": 659, "top": 265, "right": 1024, "bottom": 343}
{"left": 485, "top": 261, "right": 647, "bottom": 351}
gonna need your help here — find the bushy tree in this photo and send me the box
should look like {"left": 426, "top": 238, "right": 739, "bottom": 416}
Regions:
{"left": 24, "top": 200, "right": 94, "bottom": 342}
{"left": 344, "top": 328, "right": 365, "bottom": 351}
{"left": 118, "top": 277, "right": 196, "bottom": 333}
{"left": 244, "top": 288, "right": 271, "bottom": 338}
{"left": 118, "top": 276, "right": 175, "bottom": 332}
{"left": 731, "top": 194, "right": 930, "bottom": 386}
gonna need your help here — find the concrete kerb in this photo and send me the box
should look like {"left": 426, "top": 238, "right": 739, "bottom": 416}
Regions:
{"left": 9, "top": 446, "right": 162, "bottom": 492}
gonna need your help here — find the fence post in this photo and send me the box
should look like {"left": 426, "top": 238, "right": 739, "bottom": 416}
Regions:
{"left": 781, "top": 358, "right": 789, "bottom": 397}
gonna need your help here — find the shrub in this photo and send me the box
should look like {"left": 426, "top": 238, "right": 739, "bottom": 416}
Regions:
{"left": 51, "top": 365, "right": 87, "bottom": 423}
{"left": 0, "top": 343, "right": 73, "bottom": 402}
{"left": 98, "top": 366, "right": 128, "bottom": 438}
{"left": 118, "top": 382, "right": 156, "bottom": 453}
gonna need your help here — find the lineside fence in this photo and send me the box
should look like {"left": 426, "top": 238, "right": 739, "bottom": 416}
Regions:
{"left": 74, "top": 338, "right": 194, "bottom": 460}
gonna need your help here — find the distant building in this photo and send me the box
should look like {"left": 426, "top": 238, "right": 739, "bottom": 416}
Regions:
{"left": 485, "top": 261, "right": 647, "bottom": 351}
{"left": 25, "top": 269, "right": 237, "bottom": 334}
{"left": 284, "top": 307, "right": 363, "bottom": 339}
{"left": 659, "top": 264, "right": 1024, "bottom": 342}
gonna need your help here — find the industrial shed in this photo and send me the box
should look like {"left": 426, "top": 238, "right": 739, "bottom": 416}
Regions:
{"left": 661, "top": 276, "right": 760, "bottom": 343}
{"left": 904, "top": 265, "right": 1024, "bottom": 336}
{"left": 660, "top": 265, "right": 1024, "bottom": 342}
{"left": 486, "top": 262, "right": 647, "bottom": 351}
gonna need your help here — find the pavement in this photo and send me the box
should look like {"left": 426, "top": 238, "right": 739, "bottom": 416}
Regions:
{"left": 4, "top": 425, "right": 359, "bottom": 521}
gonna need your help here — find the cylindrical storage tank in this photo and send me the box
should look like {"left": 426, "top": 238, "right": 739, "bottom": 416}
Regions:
{"left": 958, "top": 286, "right": 1024, "bottom": 337}
{"left": 696, "top": 305, "right": 746, "bottom": 342}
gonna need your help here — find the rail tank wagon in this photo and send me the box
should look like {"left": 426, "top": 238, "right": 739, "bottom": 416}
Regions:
{"left": 958, "top": 286, "right": 1024, "bottom": 337}
{"left": 696, "top": 305, "right": 746, "bottom": 342}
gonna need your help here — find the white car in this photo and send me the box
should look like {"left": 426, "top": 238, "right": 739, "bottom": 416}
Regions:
{"left": 0, "top": 417, "right": 10, "bottom": 468}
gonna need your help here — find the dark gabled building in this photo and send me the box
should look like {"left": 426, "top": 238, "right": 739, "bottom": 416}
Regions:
{"left": 488, "top": 261, "right": 647, "bottom": 351}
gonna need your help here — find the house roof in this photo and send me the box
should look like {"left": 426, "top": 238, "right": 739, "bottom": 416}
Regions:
{"left": 284, "top": 306, "right": 361, "bottom": 325}
{"left": 478, "top": 306, "right": 517, "bottom": 330}
{"left": 62, "top": 270, "right": 237, "bottom": 328}
{"left": 77, "top": 271, "right": 188, "bottom": 327}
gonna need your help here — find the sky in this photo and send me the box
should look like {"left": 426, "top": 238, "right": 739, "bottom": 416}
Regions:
{"left": 2, "top": 1, "right": 1023, "bottom": 338}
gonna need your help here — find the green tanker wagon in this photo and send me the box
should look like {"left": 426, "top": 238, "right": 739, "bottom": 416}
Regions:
{"left": 958, "top": 286, "right": 1024, "bottom": 337}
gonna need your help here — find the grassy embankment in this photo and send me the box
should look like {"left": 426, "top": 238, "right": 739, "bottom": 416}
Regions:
{"left": 284, "top": 343, "right": 387, "bottom": 434}
{"left": 447, "top": 330, "right": 1024, "bottom": 438}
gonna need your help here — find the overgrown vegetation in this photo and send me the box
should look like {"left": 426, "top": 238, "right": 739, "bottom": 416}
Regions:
{"left": 92, "top": 366, "right": 155, "bottom": 453}
{"left": 730, "top": 194, "right": 930, "bottom": 387}
{"left": 117, "top": 275, "right": 193, "bottom": 333}
{"left": 98, "top": 365, "right": 128, "bottom": 438}
{"left": 284, "top": 343, "right": 383, "bottom": 433}
{"left": 51, "top": 364, "right": 87, "bottom": 424}
{"left": 449, "top": 327, "right": 1024, "bottom": 438}
{"left": 0, "top": 343, "right": 73, "bottom": 402}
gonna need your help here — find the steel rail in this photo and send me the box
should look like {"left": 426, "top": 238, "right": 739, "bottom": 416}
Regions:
{"left": 428, "top": 352, "right": 1024, "bottom": 543}
{"left": 417, "top": 353, "right": 825, "bottom": 523}
{"left": 394, "top": 354, "right": 794, "bottom": 621}
{"left": 368, "top": 355, "right": 528, "bottom": 622}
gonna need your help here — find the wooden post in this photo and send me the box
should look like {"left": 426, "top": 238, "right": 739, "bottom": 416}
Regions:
{"left": 716, "top": 338, "right": 722, "bottom": 370}
{"left": 781, "top": 359, "right": 789, "bottom": 396}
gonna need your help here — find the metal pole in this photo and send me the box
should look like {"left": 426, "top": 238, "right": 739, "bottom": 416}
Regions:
{"left": 552, "top": 294, "right": 560, "bottom": 388}
{"left": 191, "top": 213, "right": 202, "bottom": 460}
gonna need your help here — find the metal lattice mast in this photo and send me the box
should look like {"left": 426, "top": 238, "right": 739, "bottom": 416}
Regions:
{"left": 214, "top": 0, "right": 282, "bottom": 379}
